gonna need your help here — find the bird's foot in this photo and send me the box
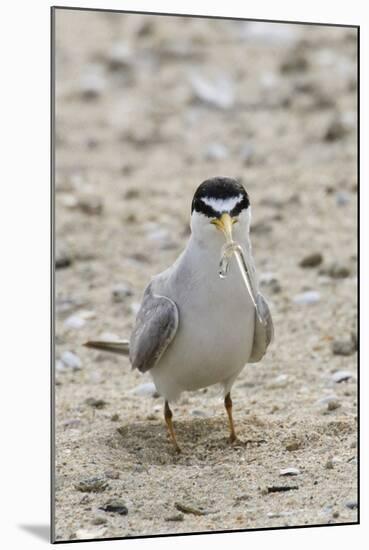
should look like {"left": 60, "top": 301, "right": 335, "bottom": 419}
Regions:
{"left": 229, "top": 433, "right": 239, "bottom": 445}
{"left": 166, "top": 432, "right": 181, "bottom": 453}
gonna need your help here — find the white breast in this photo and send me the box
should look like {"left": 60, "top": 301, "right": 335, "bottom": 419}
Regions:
{"left": 150, "top": 236, "right": 255, "bottom": 401}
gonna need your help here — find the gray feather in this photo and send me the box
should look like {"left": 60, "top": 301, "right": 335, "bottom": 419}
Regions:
{"left": 129, "top": 284, "right": 179, "bottom": 373}
{"left": 249, "top": 293, "right": 274, "bottom": 363}
{"left": 84, "top": 340, "right": 130, "bottom": 355}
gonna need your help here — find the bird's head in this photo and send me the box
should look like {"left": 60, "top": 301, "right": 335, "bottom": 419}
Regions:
{"left": 190, "top": 177, "right": 251, "bottom": 247}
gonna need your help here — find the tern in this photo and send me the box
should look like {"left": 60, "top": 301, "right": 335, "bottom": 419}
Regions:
{"left": 85, "top": 177, "right": 273, "bottom": 452}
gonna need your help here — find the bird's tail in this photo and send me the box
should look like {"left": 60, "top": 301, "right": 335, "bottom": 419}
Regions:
{"left": 83, "top": 339, "right": 130, "bottom": 356}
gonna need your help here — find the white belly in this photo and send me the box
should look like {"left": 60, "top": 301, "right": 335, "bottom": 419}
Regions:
{"left": 150, "top": 247, "right": 255, "bottom": 401}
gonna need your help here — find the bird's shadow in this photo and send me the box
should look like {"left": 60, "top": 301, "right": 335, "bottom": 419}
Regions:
{"left": 111, "top": 417, "right": 266, "bottom": 465}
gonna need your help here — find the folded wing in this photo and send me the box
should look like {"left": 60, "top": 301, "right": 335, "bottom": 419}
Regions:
{"left": 129, "top": 284, "right": 179, "bottom": 373}
{"left": 249, "top": 293, "right": 274, "bottom": 363}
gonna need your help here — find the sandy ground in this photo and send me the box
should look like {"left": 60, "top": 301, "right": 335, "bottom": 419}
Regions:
{"left": 53, "top": 9, "right": 358, "bottom": 542}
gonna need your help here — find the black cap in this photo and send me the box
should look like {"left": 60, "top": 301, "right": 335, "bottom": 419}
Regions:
{"left": 191, "top": 177, "right": 250, "bottom": 218}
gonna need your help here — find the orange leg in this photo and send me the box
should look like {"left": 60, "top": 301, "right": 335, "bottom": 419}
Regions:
{"left": 164, "top": 400, "right": 181, "bottom": 453}
{"left": 224, "top": 392, "right": 237, "bottom": 443}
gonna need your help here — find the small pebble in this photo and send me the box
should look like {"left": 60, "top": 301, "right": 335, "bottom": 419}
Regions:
{"left": 175, "top": 501, "right": 208, "bottom": 516}
{"left": 239, "top": 143, "right": 255, "bottom": 165}
{"left": 325, "top": 460, "right": 334, "bottom": 469}
{"left": 163, "top": 41, "right": 198, "bottom": 60}
{"left": 106, "top": 42, "right": 133, "bottom": 71}
{"left": 234, "top": 494, "right": 251, "bottom": 503}
{"left": 204, "top": 142, "right": 229, "bottom": 161}
{"left": 285, "top": 439, "right": 301, "bottom": 451}
{"left": 279, "top": 467, "right": 300, "bottom": 476}
{"left": 351, "top": 332, "right": 358, "bottom": 349}
{"left": 331, "top": 338, "right": 356, "bottom": 356}
{"left": 105, "top": 470, "right": 120, "bottom": 479}
{"left": 77, "top": 310, "right": 96, "bottom": 320}
{"left": 60, "top": 351, "right": 82, "bottom": 370}
{"left": 190, "top": 73, "right": 235, "bottom": 109}
{"left": 268, "top": 374, "right": 288, "bottom": 389}
{"left": 240, "top": 22, "right": 299, "bottom": 46}
{"left": 78, "top": 195, "right": 103, "bottom": 215}
{"left": 64, "top": 315, "right": 86, "bottom": 329}
{"left": 55, "top": 249, "right": 73, "bottom": 269}
{"left": 335, "top": 191, "right": 351, "bottom": 206}
{"left": 260, "top": 71, "right": 280, "bottom": 90}
{"left": 112, "top": 284, "right": 133, "bottom": 302}
{"left": 259, "top": 272, "right": 281, "bottom": 294}
{"left": 60, "top": 193, "right": 78, "bottom": 209}
{"left": 327, "top": 399, "right": 341, "bottom": 411}
{"left": 317, "top": 394, "right": 338, "bottom": 406}
{"left": 75, "top": 527, "right": 107, "bottom": 540}
{"left": 280, "top": 52, "right": 309, "bottom": 73}
{"left": 314, "top": 91, "right": 335, "bottom": 110}
{"left": 91, "top": 514, "right": 108, "bottom": 525}
{"left": 260, "top": 197, "right": 284, "bottom": 209}
{"left": 147, "top": 228, "right": 169, "bottom": 242}
{"left": 320, "top": 262, "right": 351, "bottom": 279}
{"left": 75, "top": 477, "right": 109, "bottom": 493}
{"left": 63, "top": 418, "right": 80, "bottom": 428}
{"left": 124, "top": 188, "right": 140, "bottom": 199}
{"left": 267, "top": 511, "right": 293, "bottom": 518}
{"left": 134, "top": 19, "right": 155, "bottom": 37}
{"left": 79, "top": 494, "right": 91, "bottom": 504}
{"left": 266, "top": 485, "right": 299, "bottom": 493}
{"left": 332, "top": 370, "right": 353, "bottom": 383}
{"left": 345, "top": 500, "right": 358, "bottom": 510}
{"left": 85, "top": 397, "right": 108, "bottom": 409}
{"left": 79, "top": 70, "right": 106, "bottom": 100}
{"left": 322, "top": 505, "right": 333, "bottom": 514}
{"left": 55, "top": 360, "right": 66, "bottom": 372}
{"left": 299, "top": 252, "right": 323, "bottom": 268}
{"left": 165, "top": 513, "right": 184, "bottom": 522}
{"left": 293, "top": 290, "right": 320, "bottom": 305}
{"left": 100, "top": 499, "right": 128, "bottom": 515}
{"left": 131, "top": 382, "right": 159, "bottom": 398}
{"left": 190, "top": 409, "right": 208, "bottom": 417}
{"left": 55, "top": 296, "right": 83, "bottom": 314}
{"left": 251, "top": 221, "right": 272, "bottom": 235}
{"left": 324, "top": 118, "right": 349, "bottom": 142}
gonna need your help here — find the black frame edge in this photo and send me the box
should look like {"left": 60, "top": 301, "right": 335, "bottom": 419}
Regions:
{"left": 51, "top": 5, "right": 359, "bottom": 29}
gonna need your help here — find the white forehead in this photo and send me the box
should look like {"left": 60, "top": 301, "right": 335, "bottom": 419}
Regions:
{"left": 200, "top": 193, "right": 243, "bottom": 212}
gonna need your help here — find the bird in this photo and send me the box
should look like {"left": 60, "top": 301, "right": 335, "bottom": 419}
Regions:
{"left": 85, "top": 176, "right": 273, "bottom": 452}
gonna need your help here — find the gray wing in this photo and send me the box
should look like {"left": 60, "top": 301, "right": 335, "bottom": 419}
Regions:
{"left": 129, "top": 283, "right": 179, "bottom": 373}
{"left": 249, "top": 293, "right": 274, "bottom": 363}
